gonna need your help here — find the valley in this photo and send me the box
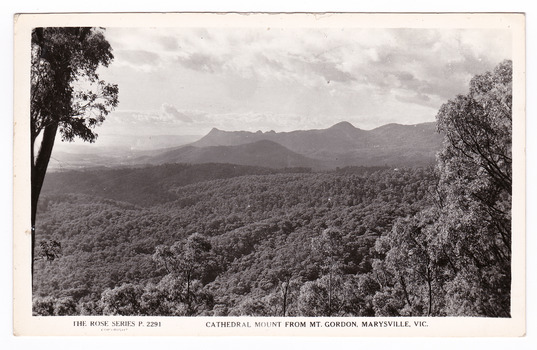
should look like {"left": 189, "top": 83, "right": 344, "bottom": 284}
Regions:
{"left": 47, "top": 121, "right": 443, "bottom": 171}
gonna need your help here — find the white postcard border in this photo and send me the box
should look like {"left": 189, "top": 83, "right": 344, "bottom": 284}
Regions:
{"left": 13, "top": 12, "right": 526, "bottom": 337}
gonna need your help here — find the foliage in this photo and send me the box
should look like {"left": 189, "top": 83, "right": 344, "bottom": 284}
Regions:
{"left": 151, "top": 233, "right": 216, "bottom": 315}
{"left": 37, "top": 239, "right": 62, "bottom": 261}
{"left": 31, "top": 27, "right": 118, "bottom": 145}
{"left": 101, "top": 283, "right": 144, "bottom": 316}
{"left": 372, "top": 60, "right": 512, "bottom": 317}
{"left": 373, "top": 209, "right": 445, "bottom": 316}
{"left": 31, "top": 27, "right": 118, "bottom": 279}
{"left": 33, "top": 165, "right": 435, "bottom": 316}
{"left": 32, "top": 296, "right": 77, "bottom": 316}
{"left": 434, "top": 60, "right": 512, "bottom": 317}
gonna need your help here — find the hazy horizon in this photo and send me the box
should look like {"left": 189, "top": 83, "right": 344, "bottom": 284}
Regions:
{"left": 53, "top": 119, "right": 438, "bottom": 152}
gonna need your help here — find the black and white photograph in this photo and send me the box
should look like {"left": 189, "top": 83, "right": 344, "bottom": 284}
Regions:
{"left": 13, "top": 13, "right": 525, "bottom": 336}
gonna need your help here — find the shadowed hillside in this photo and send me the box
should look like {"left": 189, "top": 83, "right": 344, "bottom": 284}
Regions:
{"left": 135, "top": 140, "right": 321, "bottom": 169}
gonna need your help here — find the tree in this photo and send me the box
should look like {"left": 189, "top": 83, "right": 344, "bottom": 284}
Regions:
{"left": 37, "top": 239, "right": 62, "bottom": 261}
{"left": 433, "top": 60, "right": 512, "bottom": 317}
{"left": 373, "top": 209, "right": 445, "bottom": 316}
{"left": 152, "top": 233, "right": 215, "bottom": 315}
{"left": 32, "top": 296, "right": 78, "bottom": 316}
{"left": 262, "top": 270, "right": 302, "bottom": 316}
{"left": 101, "top": 283, "right": 144, "bottom": 316}
{"left": 370, "top": 60, "right": 513, "bottom": 317}
{"left": 140, "top": 275, "right": 213, "bottom": 316}
{"left": 309, "top": 228, "right": 346, "bottom": 316}
{"left": 31, "top": 27, "right": 118, "bottom": 278}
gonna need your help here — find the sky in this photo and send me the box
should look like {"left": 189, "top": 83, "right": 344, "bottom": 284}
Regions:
{"left": 89, "top": 26, "right": 511, "bottom": 141}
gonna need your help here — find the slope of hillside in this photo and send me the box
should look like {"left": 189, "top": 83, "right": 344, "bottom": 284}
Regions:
{"left": 135, "top": 140, "right": 321, "bottom": 169}
{"left": 40, "top": 163, "right": 288, "bottom": 207}
{"left": 368, "top": 122, "right": 440, "bottom": 148}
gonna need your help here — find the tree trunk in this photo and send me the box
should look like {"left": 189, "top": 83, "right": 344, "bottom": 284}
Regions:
{"left": 281, "top": 275, "right": 291, "bottom": 317}
{"left": 426, "top": 267, "right": 433, "bottom": 316}
{"left": 282, "top": 282, "right": 288, "bottom": 317}
{"left": 328, "top": 269, "right": 332, "bottom": 316}
{"left": 399, "top": 275, "right": 413, "bottom": 315}
{"left": 186, "top": 270, "right": 192, "bottom": 315}
{"left": 31, "top": 122, "right": 58, "bottom": 282}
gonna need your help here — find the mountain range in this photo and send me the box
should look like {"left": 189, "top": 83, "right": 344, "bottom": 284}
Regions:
{"left": 49, "top": 121, "right": 444, "bottom": 171}
{"left": 139, "top": 121, "right": 443, "bottom": 169}
{"left": 193, "top": 121, "right": 440, "bottom": 154}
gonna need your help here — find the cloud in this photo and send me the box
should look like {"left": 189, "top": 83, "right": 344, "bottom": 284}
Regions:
{"left": 117, "top": 50, "right": 160, "bottom": 65}
{"left": 168, "top": 28, "right": 361, "bottom": 87}
{"left": 112, "top": 49, "right": 163, "bottom": 71}
{"left": 105, "top": 106, "right": 197, "bottom": 127}
{"left": 346, "top": 28, "right": 511, "bottom": 104}
{"left": 109, "top": 27, "right": 508, "bottom": 99}
{"left": 161, "top": 104, "right": 193, "bottom": 123}
{"left": 101, "top": 26, "right": 512, "bottom": 133}
{"left": 395, "top": 92, "right": 435, "bottom": 107}
{"left": 106, "top": 110, "right": 160, "bottom": 125}
{"left": 310, "top": 60, "right": 355, "bottom": 83}
{"left": 176, "top": 53, "right": 223, "bottom": 73}
{"left": 158, "top": 36, "right": 179, "bottom": 51}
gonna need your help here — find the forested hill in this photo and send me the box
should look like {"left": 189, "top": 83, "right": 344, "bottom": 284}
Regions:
{"left": 40, "top": 163, "right": 312, "bottom": 207}
{"left": 34, "top": 165, "right": 436, "bottom": 316}
{"left": 132, "top": 140, "right": 322, "bottom": 169}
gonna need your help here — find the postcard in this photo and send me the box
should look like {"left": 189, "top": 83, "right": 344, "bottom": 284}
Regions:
{"left": 13, "top": 12, "right": 525, "bottom": 336}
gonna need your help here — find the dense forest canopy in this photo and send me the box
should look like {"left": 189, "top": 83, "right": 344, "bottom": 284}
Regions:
{"left": 34, "top": 166, "right": 436, "bottom": 316}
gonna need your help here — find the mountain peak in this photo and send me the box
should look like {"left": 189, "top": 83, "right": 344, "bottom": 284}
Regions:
{"left": 329, "top": 121, "right": 356, "bottom": 130}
